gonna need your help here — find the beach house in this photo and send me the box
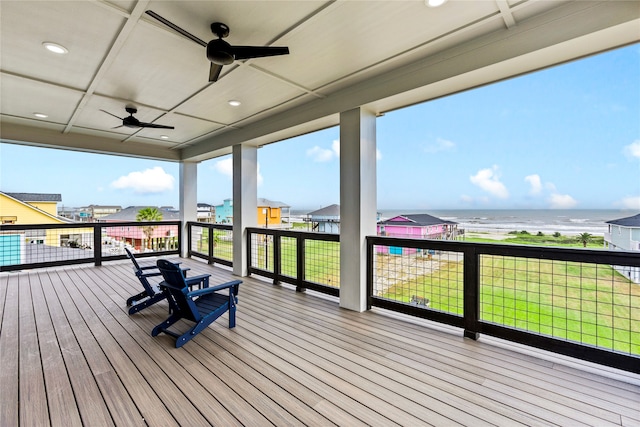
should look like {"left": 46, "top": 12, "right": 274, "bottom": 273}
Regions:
{"left": 307, "top": 204, "right": 341, "bottom": 233}
{"left": 98, "top": 206, "right": 180, "bottom": 252}
{"left": 376, "top": 213, "right": 459, "bottom": 255}
{"left": 605, "top": 212, "right": 640, "bottom": 282}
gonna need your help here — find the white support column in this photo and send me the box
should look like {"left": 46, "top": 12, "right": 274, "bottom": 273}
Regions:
{"left": 232, "top": 144, "right": 258, "bottom": 276}
{"left": 179, "top": 161, "right": 198, "bottom": 257}
{"left": 339, "top": 107, "right": 377, "bottom": 312}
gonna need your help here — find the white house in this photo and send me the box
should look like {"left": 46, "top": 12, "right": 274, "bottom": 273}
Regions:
{"left": 604, "top": 213, "right": 640, "bottom": 283}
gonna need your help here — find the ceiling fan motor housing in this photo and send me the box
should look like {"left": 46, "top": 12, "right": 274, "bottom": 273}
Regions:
{"left": 207, "top": 39, "right": 234, "bottom": 65}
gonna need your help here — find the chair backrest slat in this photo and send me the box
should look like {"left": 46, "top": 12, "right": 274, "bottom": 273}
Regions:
{"left": 157, "top": 259, "right": 200, "bottom": 321}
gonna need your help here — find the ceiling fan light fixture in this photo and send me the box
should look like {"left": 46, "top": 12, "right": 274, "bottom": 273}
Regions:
{"left": 228, "top": 100, "right": 241, "bottom": 107}
{"left": 42, "top": 42, "right": 68, "bottom": 54}
{"left": 33, "top": 112, "right": 48, "bottom": 118}
{"left": 426, "top": 0, "right": 448, "bottom": 7}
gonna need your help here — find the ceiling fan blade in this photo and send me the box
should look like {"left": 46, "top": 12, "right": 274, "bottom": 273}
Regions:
{"left": 231, "top": 46, "right": 289, "bottom": 60}
{"left": 145, "top": 10, "right": 207, "bottom": 47}
{"left": 112, "top": 125, "right": 124, "bottom": 129}
{"left": 100, "top": 109, "right": 124, "bottom": 120}
{"left": 209, "top": 63, "right": 223, "bottom": 82}
{"left": 139, "top": 122, "right": 175, "bottom": 129}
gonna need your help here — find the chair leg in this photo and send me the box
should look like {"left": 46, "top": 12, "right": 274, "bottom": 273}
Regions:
{"left": 126, "top": 290, "right": 148, "bottom": 307}
{"left": 128, "top": 292, "right": 166, "bottom": 315}
{"left": 151, "top": 313, "right": 182, "bottom": 337}
{"left": 228, "top": 305, "right": 236, "bottom": 328}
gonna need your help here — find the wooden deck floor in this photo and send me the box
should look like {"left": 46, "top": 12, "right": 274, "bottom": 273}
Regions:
{"left": 1, "top": 257, "right": 639, "bottom": 426}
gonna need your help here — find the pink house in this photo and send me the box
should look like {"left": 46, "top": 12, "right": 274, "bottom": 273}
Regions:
{"left": 376, "top": 214, "right": 459, "bottom": 255}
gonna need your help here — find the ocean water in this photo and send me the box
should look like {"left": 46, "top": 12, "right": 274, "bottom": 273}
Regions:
{"left": 378, "top": 209, "right": 633, "bottom": 236}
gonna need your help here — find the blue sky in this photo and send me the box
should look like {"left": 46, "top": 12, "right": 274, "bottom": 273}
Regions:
{"left": 1, "top": 44, "right": 639, "bottom": 211}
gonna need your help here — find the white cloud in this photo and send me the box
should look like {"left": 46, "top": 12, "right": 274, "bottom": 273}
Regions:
{"left": 548, "top": 193, "right": 578, "bottom": 209}
{"left": 212, "top": 158, "right": 262, "bottom": 185}
{"left": 376, "top": 149, "right": 382, "bottom": 161}
{"left": 617, "top": 196, "right": 640, "bottom": 210}
{"left": 213, "top": 158, "right": 233, "bottom": 178}
{"left": 623, "top": 140, "right": 640, "bottom": 159}
{"left": 424, "top": 137, "right": 456, "bottom": 153}
{"left": 307, "top": 146, "right": 335, "bottom": 162}
{"left": 110, "top": 166, "right": 174, "bottom": 194}
{"left": 524, "top": 174, "right": 543, "bottom": 195}
{"left": 469, "top": 166, "right": 509, "bottom": 199}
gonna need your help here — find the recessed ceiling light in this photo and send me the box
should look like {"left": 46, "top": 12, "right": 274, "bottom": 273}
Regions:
{"left": 33, "top": 113, "right": 48, "bottom": 118}
{"left": 425, "top": 0, "right": 447, "bottom": 7}
{"left": 160, "top": 135, "right": 169, "bottom": 139}
{"left": 42, "top": 42, "right": 68, "bottom": 54}
{"left": 228, "top": 100, "right": 241, "bottom": 107}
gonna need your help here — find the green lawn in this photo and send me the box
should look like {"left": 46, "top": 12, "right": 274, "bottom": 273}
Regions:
{"left": 383, "top": 255, "right": 639, "bottom": 355}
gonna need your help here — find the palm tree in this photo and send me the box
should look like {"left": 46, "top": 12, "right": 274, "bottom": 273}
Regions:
{"left": 577, "top": 232, "right": 592, "bottom": 248}
{"left": 136, "top": 207, "right": 163, "bottom": 250}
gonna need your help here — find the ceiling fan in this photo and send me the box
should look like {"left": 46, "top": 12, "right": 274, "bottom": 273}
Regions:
{"left": 100, "top": 106, "right": 175, "bottom": 129}
{"left": 145, "top": 10, "right": 290, "bottom": 82}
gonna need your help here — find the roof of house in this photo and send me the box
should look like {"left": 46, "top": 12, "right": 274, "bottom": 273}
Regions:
{"left": 308, "top": 204, "right": 340, "bottom": 217}
{"left": 378, "top": 214, "right": 457, "bottom": 227}
{"left": 99, "top": 206, "right": 180, "bottom": 221}
{"left": 3, "top": 192, "right": 62, "bottom": 202}
{"left": 606, "top": 213, "right": 640, "bottom": 227}
{"left": 258, "top": 198, "right": 290, "bottom": 208}
{"left": 1, "top": 192, "right": 71, "bottom": 223}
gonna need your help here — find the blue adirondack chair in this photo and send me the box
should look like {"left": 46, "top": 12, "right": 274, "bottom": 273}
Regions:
{"left": 125, "top": 248, "right": 190, "bottom": 315}
{"left": 153, "top": 259, "right": 242, "bottom": 348}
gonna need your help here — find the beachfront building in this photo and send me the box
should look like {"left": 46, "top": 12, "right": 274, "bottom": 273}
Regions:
{"left": 307, "top": 204, "right": 341, "bottom": 233}
{"left": 98, "top": 206, "right": 180, "bottom": 252}
{"left": 258, "top": 198, "right": 291, "bottom": 228}
{"left": 214, "top": 199, "right": 233, "bottom": 223}
{"left": 197, "top": 203, "right": 216, "bottom": 223}
{"left": 376, "top": 213, "right": 459, "bottom": 255}
{"left": 214, "top": 198, "right": 291, "bottom": 227}
{"left": 605, "top": 213, "right": 640, "bottom": 283}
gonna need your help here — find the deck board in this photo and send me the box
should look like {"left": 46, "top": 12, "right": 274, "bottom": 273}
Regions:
{"left": 1, "top": 257, "right": 639, "bottom": 426}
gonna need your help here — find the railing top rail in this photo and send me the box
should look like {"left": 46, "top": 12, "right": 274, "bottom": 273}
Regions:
{"left": 367, "top": 235, "right": 640, "bottom": 265}
{"left": 1, "top": 220, "right": 181, "bottom": 231}
{"left": 247, "top": 227, "right": 339, "bottom": 241}
{"left": 186, "top": 221, "right": 233, "bottom": 230}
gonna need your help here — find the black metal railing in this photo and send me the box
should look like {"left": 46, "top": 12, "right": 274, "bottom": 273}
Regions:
{"left": 4, "top": 220, "right": 638, "bottom": 373}
{"left": 187, "top": 222, "right": 233, "bottom": 267}
{"left": 247, "top": 227, "right": 340, "bottom": 296}
{"left": 367, "top": 235, "right": 640, "bottom": 373}
{"left": 0, "top": 221, "right": 181, "bottom": 271}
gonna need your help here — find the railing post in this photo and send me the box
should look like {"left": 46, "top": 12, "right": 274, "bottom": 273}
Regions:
{"left": 93, "top": 225, "right": 102, "bottom": 267}
{"left": 296, "top": 235, "right": 305, "bottom": 292}
{"left": 187, "top": 222, "right": 193, "bottom": 258}
{"left": 366, "top": 237, "right": 373, "bottom": 310}
{"left": 272, "top": 232, "right": 281, "bottom": 285}
{"left": 207, "top": 224, "right": 214, "bottom": 265}
{"left": 463, "top": 247, "right": 480, "bottom": 340}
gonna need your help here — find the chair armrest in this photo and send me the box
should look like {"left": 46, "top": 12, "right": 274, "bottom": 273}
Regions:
{"left": 188, "top": 280, "right": 241, "bottom": 298}
{"left": 184, "top": 274, "right": 211, "bottom": 289}
{"left": 139, "top": 265, "right": 159, "bottom": 271}
{"left": 139, "top": 271, "right": 163, "bottom": 278}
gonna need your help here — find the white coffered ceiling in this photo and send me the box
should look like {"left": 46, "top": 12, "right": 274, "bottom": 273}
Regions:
{"left": 1, "top": 1, "right": 638, "bottom": 162}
